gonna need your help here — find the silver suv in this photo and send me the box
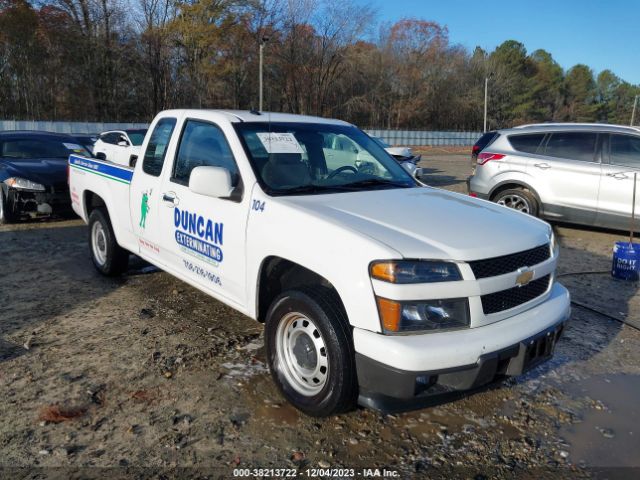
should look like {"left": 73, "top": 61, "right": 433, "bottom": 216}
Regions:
{"left": 468, "top": 123, "right": 640, "bottom": 230}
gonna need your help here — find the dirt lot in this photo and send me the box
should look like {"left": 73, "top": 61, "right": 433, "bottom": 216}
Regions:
{"left": 1, "top": 154, "right": 639, "bottom": 479}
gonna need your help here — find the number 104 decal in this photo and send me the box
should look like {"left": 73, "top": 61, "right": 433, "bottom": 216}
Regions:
{"left": 252, "top": 199, "right": 266, "bottom": 212}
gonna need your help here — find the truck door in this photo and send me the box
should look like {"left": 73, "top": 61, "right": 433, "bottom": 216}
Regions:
{"left": 130, "top": 116, "right": 178, "bottom": 265}
{"left": 156, "top": 118, "right": 250, "bottom": 306}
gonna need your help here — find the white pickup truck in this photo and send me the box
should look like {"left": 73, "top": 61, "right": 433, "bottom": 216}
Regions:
{"left": 69, "top": 109, "right": 570, "bottom": 416}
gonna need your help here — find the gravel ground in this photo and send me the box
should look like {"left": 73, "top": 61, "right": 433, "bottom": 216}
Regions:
{"left": 1, "top": 154, "right": 639, "bottom": 479}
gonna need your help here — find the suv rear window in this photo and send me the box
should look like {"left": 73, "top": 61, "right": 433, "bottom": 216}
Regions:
{"left": 474, "top": 131, "right": 498, "bottom": 151}
{"left": 544, "top": 132, "right": 597, "bottom": 162}
{"left": 508, "top": 134, "right": 545, "bottom": 154}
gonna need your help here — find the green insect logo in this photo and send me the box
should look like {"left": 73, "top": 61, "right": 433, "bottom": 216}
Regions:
{"left": 140, "top": 190, "right": 151, "bottom": 228}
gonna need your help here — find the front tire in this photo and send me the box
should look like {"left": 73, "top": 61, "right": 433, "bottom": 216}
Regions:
{"left": 265, "top": 287, "right": 358, "bottom": 417}
{"left": 88, "top": 208, "right": 129, "bottom": 276}
{"left": 493, "top": 188, "right": 539, "bottom": 216}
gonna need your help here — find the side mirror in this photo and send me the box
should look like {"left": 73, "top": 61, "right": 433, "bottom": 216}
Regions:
{"left": 189, "top": 166, "right": 234, "bottom": 198}
{"left": 118, "top": 140, "right": 129, "bottom": 147}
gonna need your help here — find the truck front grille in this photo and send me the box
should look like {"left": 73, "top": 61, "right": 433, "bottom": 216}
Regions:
{"left": 469, "top": 244, "right": 550, "bottom": 279}
{"left": 481, "top": 275, "right": 551, "bottom": 314}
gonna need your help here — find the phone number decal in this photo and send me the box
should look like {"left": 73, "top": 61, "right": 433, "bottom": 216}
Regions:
{"left": 182, "top": 259, "right": 222, "bottom": 286}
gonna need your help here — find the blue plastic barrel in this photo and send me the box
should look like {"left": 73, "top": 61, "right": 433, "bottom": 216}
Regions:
{"left": 612, "top": 241, "right": 640, "bottom": 281}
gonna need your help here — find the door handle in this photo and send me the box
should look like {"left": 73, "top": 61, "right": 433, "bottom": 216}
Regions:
{"left": 607, "top": 172, "right": 629, "bottom": 180}
{"left": 162, "top": 192, "right": 179, "bottom": 205}
{"left": 534, "top": 163, "right": 551, "bottom": 170}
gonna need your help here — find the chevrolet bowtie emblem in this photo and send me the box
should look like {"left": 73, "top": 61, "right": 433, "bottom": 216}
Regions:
{"left": 515, "top": 268, "right": 534, "bottom": 287}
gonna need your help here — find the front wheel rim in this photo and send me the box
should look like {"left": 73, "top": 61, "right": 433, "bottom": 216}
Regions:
{"left": 497, "top": 194, "right": 530, "bottom": 213}
{"left": 91, "top": 221, "right": 108, "bottom": 266}
{"left": 275, "top": 312, "right": 329, "bottom": 396}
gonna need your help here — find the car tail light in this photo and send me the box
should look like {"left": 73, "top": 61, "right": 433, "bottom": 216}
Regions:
{"left": 477, "top": 152, "right": 505, "bottom": 165}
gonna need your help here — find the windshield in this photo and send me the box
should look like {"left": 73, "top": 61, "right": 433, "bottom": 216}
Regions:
{"left": 234, "top": 122, "right": 416, "bottom": 195}
{"left": 0, "top": 139, "right": 91, "bottom": 159}
{"left": 126, "top": 130, "right": 147, "bottom": 146}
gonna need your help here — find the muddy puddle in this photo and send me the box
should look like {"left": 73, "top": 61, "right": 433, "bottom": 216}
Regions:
{"left": 559, "top": 374, "right": 640, "bottom": 467}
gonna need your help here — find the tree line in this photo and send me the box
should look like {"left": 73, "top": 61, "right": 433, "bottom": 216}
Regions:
{"left": 1, "top": 0, "right": 638, "bottom": 131}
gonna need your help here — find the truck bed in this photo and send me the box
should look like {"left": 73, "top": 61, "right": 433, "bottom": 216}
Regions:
{"left": 68, "top": 154, "right": 136, "bottom": 250}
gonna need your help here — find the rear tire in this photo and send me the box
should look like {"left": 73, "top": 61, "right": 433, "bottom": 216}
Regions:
{"left": 493, "top": 188, "right": 539, "bottom": 217}
{"left": 265, "top": 287, "right": 358, "bottom": 417}
{"left": 88, "top": 208, "right": 129, "bottom": 276}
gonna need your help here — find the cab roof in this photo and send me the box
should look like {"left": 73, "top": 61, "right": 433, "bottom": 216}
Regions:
{"left": 158, "top": 109, "right": 353, "bottom": 126}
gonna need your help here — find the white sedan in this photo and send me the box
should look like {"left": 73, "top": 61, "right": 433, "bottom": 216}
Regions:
{"left": 93, "top": 129, "right": 147, "bottom": 166}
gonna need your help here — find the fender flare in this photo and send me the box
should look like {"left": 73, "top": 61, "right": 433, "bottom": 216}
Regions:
{"left": 253, "top": 255, "right": 343, "bottom": 322}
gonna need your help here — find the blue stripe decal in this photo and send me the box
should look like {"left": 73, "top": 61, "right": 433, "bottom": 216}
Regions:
{"left": 69, "top": 154, "right": 134, "bottom": 183}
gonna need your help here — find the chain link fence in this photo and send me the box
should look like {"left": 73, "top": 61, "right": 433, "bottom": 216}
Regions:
{"left": 0, "top": 120, "right": 148, "bottom": 135}
{"left": 365, "top": 129, "right": 482, "bottom": 146}
{"left": 0, "top": 120, "right": 483, "bottom": 146}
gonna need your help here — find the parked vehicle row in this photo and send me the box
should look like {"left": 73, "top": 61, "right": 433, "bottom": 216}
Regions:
{"left": 468, "top": 123, "right": 640, "bottom": 231}
{"left": 0, "top": 128, "right": 151, "bottom": 223}
{"left": 0, "top": 131, "right": 91, "bottom": 223}
{"left": 68, "top": 109, "right": 569, "bottom": 416}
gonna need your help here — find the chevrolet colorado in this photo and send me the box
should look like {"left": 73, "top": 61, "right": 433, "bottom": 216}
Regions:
{"left": 69, "top": 109, "right": 570, "bottom": 416}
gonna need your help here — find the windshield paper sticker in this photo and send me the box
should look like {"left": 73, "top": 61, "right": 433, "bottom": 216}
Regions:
{"left": 256, "top": 132, "right": 303, "bottom": 154}
{"left": 174, "top": 207, "right": 223, "bottom": 265}
{"left": 63, "top": 143, "right": 85, "bottom": 152}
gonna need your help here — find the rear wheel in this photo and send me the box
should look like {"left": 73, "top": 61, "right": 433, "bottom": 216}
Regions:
{"left": 493, "top": 188, "right": 538, "bottom": 217}
{"left": 88, "top": 208, "right": 129, "bottom": 276}
{"left": 265, "top": 287, "right": 357, "bottom": 417}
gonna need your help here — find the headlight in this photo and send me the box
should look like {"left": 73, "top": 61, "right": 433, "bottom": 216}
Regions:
{"left": 377, "top": 297, "right": 470, "bottom": 333}
{"left": 4, "top": 177, "right": 45, "bottom": 191}
{"left": 370, "top": 260, "right": 461, "bottom": 284}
